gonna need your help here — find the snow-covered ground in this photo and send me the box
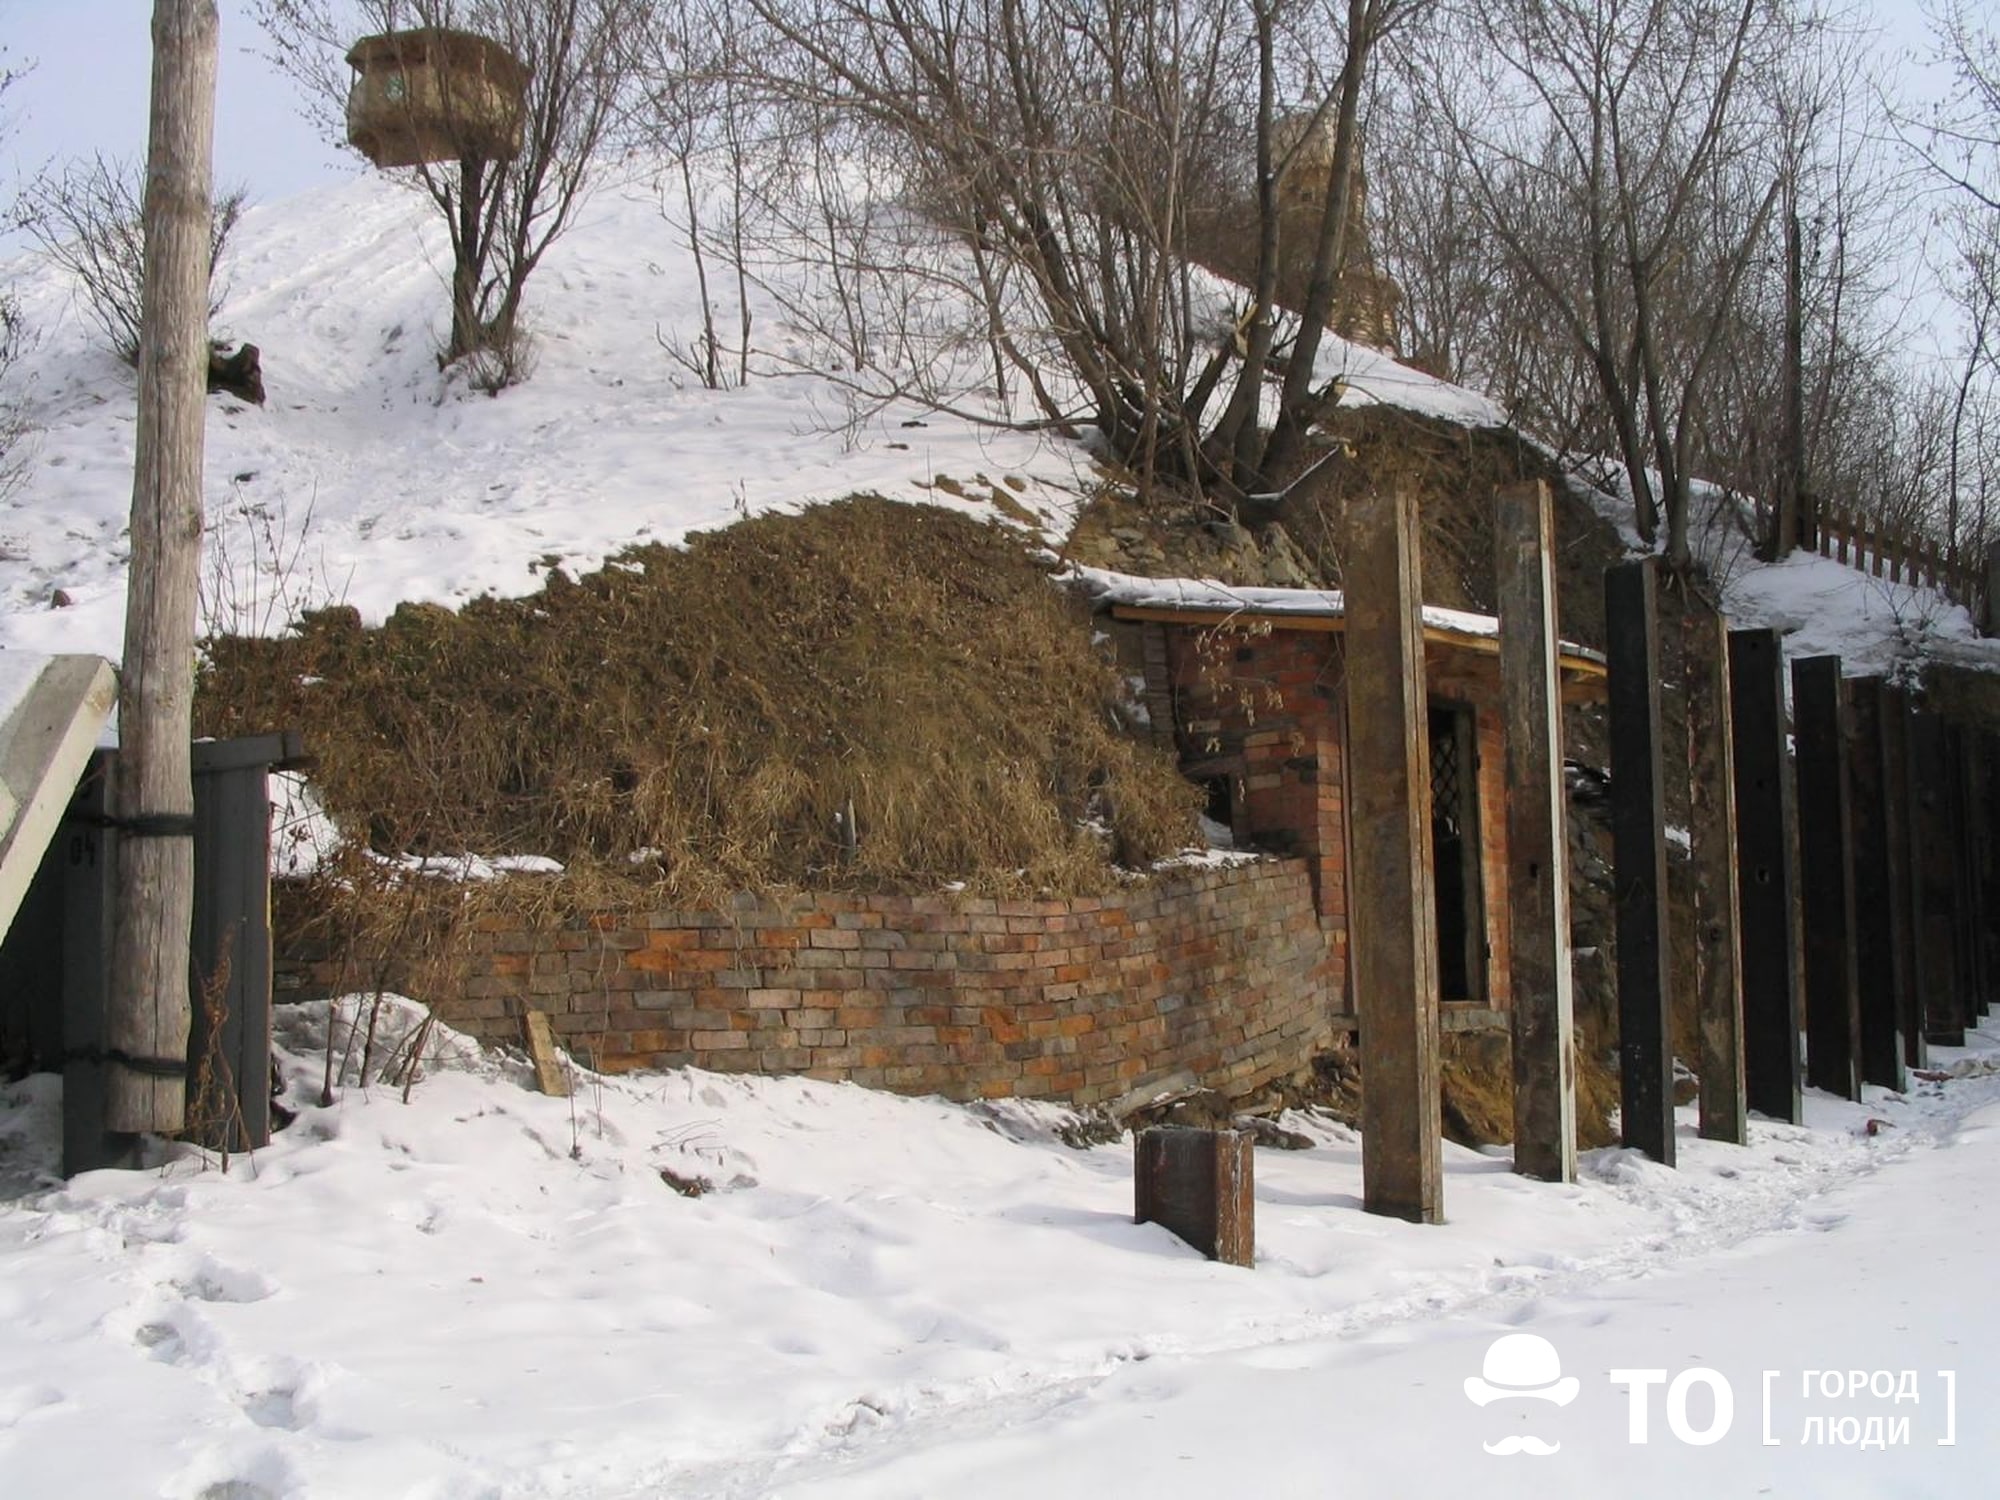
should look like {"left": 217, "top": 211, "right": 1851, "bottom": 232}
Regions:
{"left": 0, "top": 999, "right": 1994, "bottom": 1497}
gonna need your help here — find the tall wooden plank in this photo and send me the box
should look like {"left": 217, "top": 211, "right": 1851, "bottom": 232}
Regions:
{"left": 1880, "top": 691, "right": 1925, "bottom": 1070}
{"left": 1846, "top": 678, "right": 1906, "bottom": 1090}
{"left": 1728, "top": 629, "right": 1803, "bottom": 1122}
{"left": 1984, "top": 733, "right": 2000, "bottom": 1019}
{"left": 1793, "top": 656, "right": 1862, "bottom": 1100}
{"left": 1494, "top": 480, "right": 1576, "bottom": 1182}
{"left": 1684, "top": 598, "right": 1745, "bottom": 1142}
{"left": 1959, "top": 731, "right": 1993, "bottom": 1019}
{"left": 1342, "top": 481, "right": 1444, "bottom": 1223}
{"left": 1605, "top": 559, "right": 1674, "bottom": 1165}
{"left": 1948, "top": 728, "right": 1984, "bottom": 1028}
{"left": 1908, "top": 711, "right": 1964, "bottom": 1045}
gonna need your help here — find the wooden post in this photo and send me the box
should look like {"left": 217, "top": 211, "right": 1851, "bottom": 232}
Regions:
{"left": 1495, "top": 480, "right": 1575, "bottom": 1182}
{"left": 1342, "top": 481, "right": 1443, "bottom": 1223}
{"left": 1684, "top": 598, "right": 1745, "bottom": 1142}
{"left": 108, "top": 1, "right": 220, "bottom": 1134}
{"left": 1845, "top": 678, "right": 1906, "bottom": 1090}
{"left": 1908, "top": 711, "right": 1964, "bottom": 1045}
{"left": 1881, "top": 690, "right": 1926, "bottom": 1070}
{"left": 1134, "top": 1127, "right": 1255, "bottom": 1266}
{"left": 1793, "top": 656, "right": 1862, "bottom": 1100}
{"left": 1606, "top": 560, "right": 1674, "bottom": 1165}
{"left": 1728, "top": 629, "right": 1804, "bottom": 1122}
{"left": 1949, "top": 727, "right": 1984, "bottom": 1028}
{"left": 1982, "top": 539, "right": 2000, "bottom": 637}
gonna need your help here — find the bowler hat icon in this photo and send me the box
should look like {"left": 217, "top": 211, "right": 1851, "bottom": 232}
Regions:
{"left": 1464, "top": 1334, "right": 1580, "bottom": 1406}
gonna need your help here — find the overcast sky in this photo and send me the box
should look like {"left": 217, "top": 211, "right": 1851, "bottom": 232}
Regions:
{"left": 3, "top": 0, "right": 352, "bottom": 205}
{"left": 0, "top": 1, "right": 1961, "bottom": 208}
{"left": 0, "top": 0, "right": 1970, "bottom": 359}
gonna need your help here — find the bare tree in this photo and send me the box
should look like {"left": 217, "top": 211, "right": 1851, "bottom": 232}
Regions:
{"left": 256, "top": 0, "right": 641, "bottom": 381}
{"left": 1404, "top": 0, "right": 1822, "bottom": 571}
{"left": 722, "top": 0, "right": 1427, "bottom": 510}
{"left": 14, "top": 155, "right": 245, "bottom": 364}
{"left": 1911, "top": 1, "right": 2000, "bottom": 564}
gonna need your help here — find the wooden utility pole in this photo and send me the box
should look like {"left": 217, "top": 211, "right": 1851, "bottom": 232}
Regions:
{"left": 1494, "top": 481, "right": 1575, "bottom": 1183}
{"left": 107, "top": 0, "right": 218, "bottom": 1133}
{"left": 1342, "top": 479, "right": 1443, "bottom": 1224}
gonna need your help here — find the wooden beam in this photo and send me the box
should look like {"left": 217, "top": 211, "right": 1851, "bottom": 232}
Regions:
{"left": 1684, "top": 598, "right": 1745, "bottom": 1142}
{"left": 1880, "top": 690, "right": 1926, "bottom": 1070}
{"left": 1606, "top": 559, "right": 1674, "bottom": 1165}
{"left": 1728, "top": 629, "right": 1803, "bottom": 1122}
{"left": 0, "top": 656, "right": 119, "bottom": 948}
{"left": 1846, "top": 678, "right": 1907, "bottom": 1090}
{"left": 1341, "top": 481, "right": 1444, "bottom": 1223}
{"left": 1908, "top": 710, "right": 1964, "bottom": 1046}
{"left": 1105, "top": 604, "right": 1610, "bottom": 699}
{"left": 1495, "top": 481, "right": 1576, "bottom": 1181}
{"left": 1949, "top": 727, "right": 1985, "bottom": 1028}
{"left": 1793, "top": 656, "right": 1862, "bottom": 1100}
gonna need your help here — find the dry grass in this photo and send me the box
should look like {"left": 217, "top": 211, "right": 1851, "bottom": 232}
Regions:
{"left": 200, "top": 497, "right": 1201, "bottom": 905}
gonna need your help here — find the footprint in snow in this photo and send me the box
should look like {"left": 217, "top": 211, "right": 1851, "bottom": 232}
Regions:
{"left": 174, "top": 1260, "right": 277, "bottom": 1305}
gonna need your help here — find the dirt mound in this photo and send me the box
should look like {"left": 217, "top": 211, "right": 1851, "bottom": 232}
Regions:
{"left": 199, "top": 497, "right": 1200, "bottom": 901}
{"left": 1063, "top": 407, "right": 1625, "bottom": 652}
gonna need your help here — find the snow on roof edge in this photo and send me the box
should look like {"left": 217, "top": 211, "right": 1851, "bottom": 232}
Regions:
{"left": 1069, "top": 564, "right": 1607, "bottom": 666}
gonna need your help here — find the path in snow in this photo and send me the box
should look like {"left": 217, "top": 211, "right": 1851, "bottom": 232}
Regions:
{"left": 767, "top": 1089, "right": 2000, "bottom": 1499}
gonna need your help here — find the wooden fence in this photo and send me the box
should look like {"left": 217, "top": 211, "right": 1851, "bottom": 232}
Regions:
{"left": 1813, "top": 505, "right": 1990, "bottom": 622}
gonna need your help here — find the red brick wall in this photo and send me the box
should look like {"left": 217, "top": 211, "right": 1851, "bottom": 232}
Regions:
{"left": 1159, "top": 627, "right": 1351, "bottom": 1006}
{"left": 287, "top": 860, "right": 1335, "bottom": 1107}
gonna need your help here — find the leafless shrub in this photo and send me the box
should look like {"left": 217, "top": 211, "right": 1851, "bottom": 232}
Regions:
{"left": 12, "top": 154, "right": 245, "bottom": 364}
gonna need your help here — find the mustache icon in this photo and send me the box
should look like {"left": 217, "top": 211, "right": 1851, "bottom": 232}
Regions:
{"left": 1482, "top": 1434, "right": 1562, "bottom": 1457}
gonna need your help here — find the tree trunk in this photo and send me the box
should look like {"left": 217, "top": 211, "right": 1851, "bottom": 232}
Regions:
{"left": 108, "top": 0, "right": 218, "bottom": 1134}
{"left": 1767, "top": 206, "right": 1804, "bottom": 560}
{"left": 449, "top": 155, "right": 488, "bottom": 361}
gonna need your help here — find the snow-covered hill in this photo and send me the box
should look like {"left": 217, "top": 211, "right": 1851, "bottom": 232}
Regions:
{"left": 0, "top": 162, "right": 1498, "bottom": 665}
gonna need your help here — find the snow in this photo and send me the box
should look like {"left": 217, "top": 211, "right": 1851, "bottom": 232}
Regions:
{"left": 1074, "top": 564, "right": 1608, "bottom": 663}
{"left": 0, "top": 649, "right": 51, "bottom": 728}
{"left": 0, "top": 1000, "right": 1996, "bottom": 1496}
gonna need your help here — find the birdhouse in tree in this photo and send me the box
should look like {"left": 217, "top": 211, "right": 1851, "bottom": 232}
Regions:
{"left": 345, "top": 28, "right": 530, "bottom": 170}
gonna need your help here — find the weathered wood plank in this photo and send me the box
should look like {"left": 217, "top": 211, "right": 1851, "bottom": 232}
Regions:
{"left": 1684, "top": 597, "right": 1745, "bottom": 1142}
{"left": 1880, "top": 689, "right": 1925, "bottom": 1070}
{"left": 1606, "top": 559, "right": 1674, "bottom": 1164}
{"left": 1134, "top": 1126, "right": 1254, "bottom": 1266}
{"left": 1729, "top": 629, "right": 1804, "bottom": 1122}
{"left": 522, "top": 1010, "right": 571, "bottom": 1098}
{"left": 1341, "top": 480, "right": 1444, "bottom": 1222}
{"left": 1908, "top": 711, "right": 1964, "bottom": 1045}
{"left": 1495, "top": 480, "right": 1576, "bottom": 1181}
{"left": 1845, "top": 677, "right": 1906, "bottom": 1090}
{"left": 1793, "top": 655, "right": 1862, "bottom": 1100}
